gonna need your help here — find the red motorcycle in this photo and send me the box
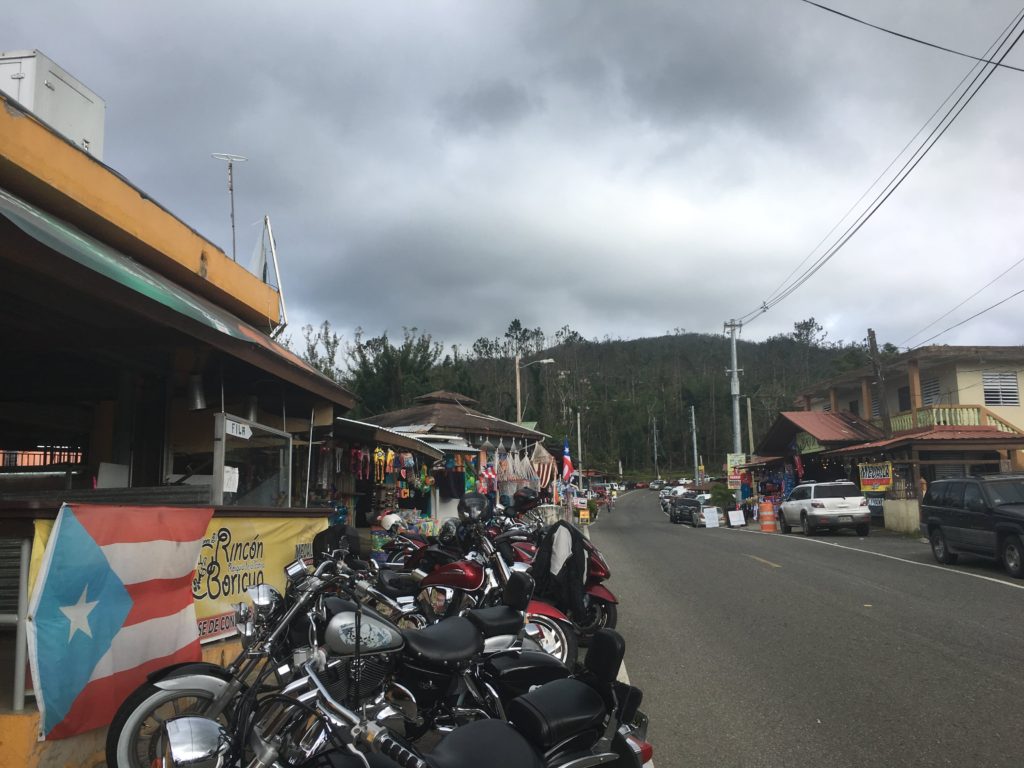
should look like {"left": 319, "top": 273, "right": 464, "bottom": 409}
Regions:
{"left": 488, "top": 488, "right": 619, "bottom": 640}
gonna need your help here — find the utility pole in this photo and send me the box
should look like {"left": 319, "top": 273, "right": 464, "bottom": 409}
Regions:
{"left": 867, "top": 328, "right": 892, "bottom": 438}
{"left": 577, "top": 409, "right": 584, "bottom": 491}
{"left": 690, "top": 405, "right": 699, "bottom": 482}
{"left": 652, "top": 415, "right": 660, "bottom": 480}
{"left": 746, "top": 396, "right": 755, "bottom": 455}
{"left": 724, "top": 319, "right": 743, "bottom": 455}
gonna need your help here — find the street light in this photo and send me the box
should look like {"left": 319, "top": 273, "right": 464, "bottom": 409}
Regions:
{"left": 211, "top": 152, "right": 247, "bottom": 261}
{"left": 515, "top": 354, "right": 555, "bottom": 423}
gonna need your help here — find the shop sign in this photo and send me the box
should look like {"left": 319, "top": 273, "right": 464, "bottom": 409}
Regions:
{"left": 573, "top": 497, "right": 588, "bottom": 509}
{"left": 858, "top": 462, "right": 893, "bottom": 492}
{"left": 579, "top": 509, "right": 590, "bottom": 524}
{"left": 225, "top": 418, "right": 252, "bottom": 440}
{"left": 192, "top": 516, "right": 325, "bottom": 641}
{"left": 794, "top": 432, "right": 823, "bottom": 454}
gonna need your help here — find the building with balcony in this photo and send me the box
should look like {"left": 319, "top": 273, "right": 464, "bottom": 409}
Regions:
{"left": 755, "top": 346, "right": 1024, "bottom": 534}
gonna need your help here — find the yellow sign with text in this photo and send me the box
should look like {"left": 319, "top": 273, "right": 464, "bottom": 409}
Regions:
{"left": 858, "top": 462, "right": 893, "bottom": 493}
{"left": 192, "top": 516, "right": 326, "bottom": 641}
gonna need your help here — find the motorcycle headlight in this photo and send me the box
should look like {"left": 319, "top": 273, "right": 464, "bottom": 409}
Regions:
{"left": 231, "top": 602, "right": 255, "bottom": 648}
{"left": 247, "top": 584, "right": 284, "bottom": 625}
{"left": 162, "top": 716, "right": 230, "bottom": 768}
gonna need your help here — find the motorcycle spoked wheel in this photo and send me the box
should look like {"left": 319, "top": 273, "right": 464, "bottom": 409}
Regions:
{"left": 526, "top": 613, "right": 578, "bottom": 670}
{"left": 574, "top": 599, "right": 618, "bottom": 644}
{"left": 105, "top": 681, "right": 235, "bottom": 768}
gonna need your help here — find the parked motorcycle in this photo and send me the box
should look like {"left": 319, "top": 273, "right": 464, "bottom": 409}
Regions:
{"left": 489, "top": 504, "right": 619, "bottom": 639}
{"left": 356, "top": 493, "right": 580, "bottom": 668}
{"left": 107, "top": 553, "right": 579, "bottom": 766}
{"left": 157, "top": 628, "right": 651, "bottom": 768}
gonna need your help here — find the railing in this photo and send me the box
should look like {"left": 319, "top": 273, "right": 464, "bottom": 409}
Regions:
{"left": 1, "top": 449, "right": 83, "bottom": 467}
{"left": 887, "top": 405, "right": 1020, "bottom": 434}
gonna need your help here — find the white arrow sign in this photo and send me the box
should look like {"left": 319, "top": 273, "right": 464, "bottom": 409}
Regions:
{"left": 226, "top": 418, "right": 252, "bottom": 440}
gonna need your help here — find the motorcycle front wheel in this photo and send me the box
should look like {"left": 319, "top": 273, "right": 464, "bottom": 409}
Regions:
{"left": 105, "top": 680, "right": 230, "bottom": 768}
{"left": 577, "top": 599, "right": 618, "bottom": 642}
{"left": 526, "top": 614, "right": 578, "bottom": 669}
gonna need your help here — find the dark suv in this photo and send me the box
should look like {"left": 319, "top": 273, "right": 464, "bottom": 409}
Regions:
{"left": 919, "top": 475, "right": 1024, "bottom": 579}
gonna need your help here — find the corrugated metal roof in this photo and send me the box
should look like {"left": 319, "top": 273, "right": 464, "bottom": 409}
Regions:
{"left": 781, "top": 411, "right": 883, "bottom": 443}
{"left": 830, "top": 425, "right": 1024, "bottom": 454}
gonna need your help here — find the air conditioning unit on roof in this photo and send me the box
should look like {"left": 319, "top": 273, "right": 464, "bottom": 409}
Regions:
{"left": 0, "top": 49, "right": 106, "bottom": 159}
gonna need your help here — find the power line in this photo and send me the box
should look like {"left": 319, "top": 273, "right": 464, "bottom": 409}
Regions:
{"left": 739, "top": 8, "right": 1024, "bottom": 326}
{"left": 898, "top": 253, "right": 1024, "bottom": 348}
{"left": 801, "top": 0, "right": 1024, "bottom": 74}
{"left": 910, "top": 285, "right": 1024, "bottom": 348}
{"left": 752, "top": 56, "right": 993, "bottom": 316}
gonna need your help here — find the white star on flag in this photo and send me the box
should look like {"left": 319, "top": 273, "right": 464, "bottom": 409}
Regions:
{"left": 59, "top": 586, "right": 98, "bottom": 641}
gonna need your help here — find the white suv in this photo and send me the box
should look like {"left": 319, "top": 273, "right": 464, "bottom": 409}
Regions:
{"left": 779, "top": 481, "right": 870, "bottom": 537}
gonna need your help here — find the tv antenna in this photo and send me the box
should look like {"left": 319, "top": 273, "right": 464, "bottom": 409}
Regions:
{"left": 211, "top": 153, "right": 247, "bottom": 260}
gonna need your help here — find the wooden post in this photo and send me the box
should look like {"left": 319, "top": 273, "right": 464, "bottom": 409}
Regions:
{"left": 868, "top": 329, "right": 892, "bottom": 438}
{"left": 908, "top": 358, "right": 923, "bottom": 428}
{"left": 860, "top": 377, "right": 873, "bottom": 421}
{"left": 829, "top": 387, "right": 840, "bottom": 413}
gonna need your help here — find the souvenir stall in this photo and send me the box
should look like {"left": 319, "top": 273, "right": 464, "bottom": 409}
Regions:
{"left": 296, "top": 418, "right": 443, "bottom": 553}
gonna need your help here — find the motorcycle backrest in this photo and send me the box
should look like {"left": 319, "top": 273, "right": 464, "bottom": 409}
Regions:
{"left": 502, "top": 570, "right": 535, "bottom": 611}
{"left": 584, "top": 628, "right": 626, "bottom": 684}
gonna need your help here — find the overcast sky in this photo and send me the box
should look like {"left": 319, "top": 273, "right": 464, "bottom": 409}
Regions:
{"left": 9, "top": 1, "right": 1024, "bottom": 355}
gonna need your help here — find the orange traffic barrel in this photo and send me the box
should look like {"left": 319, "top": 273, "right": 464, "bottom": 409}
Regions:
{"left": 758, "top": 501, "right": 777, "bottom": 533}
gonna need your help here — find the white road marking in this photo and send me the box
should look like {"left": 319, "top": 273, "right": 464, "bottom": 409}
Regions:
{"left": 737, "top": 527, "right": 1024, "bottom": 590}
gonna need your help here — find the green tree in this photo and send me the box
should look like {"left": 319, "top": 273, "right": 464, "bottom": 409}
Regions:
{"left": 299, "top": 321, "right": 343, "bottom": 381}
{"left": 344, "top": 327, "right": 442, "bottom": 416}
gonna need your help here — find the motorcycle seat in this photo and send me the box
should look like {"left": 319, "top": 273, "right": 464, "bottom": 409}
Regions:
{"left": 377, "top": 569, "right": 419, "bottom": 599}
{"left": 465, "top": 605, "right": 523, "bottom": 638}
{"left": 427, "top": 718, "right": 544, "bottom": 768}
{"left": 506, "top": 677, "right": 607, "bottom": 752}
{"left": 402, "top": 617, "right": 484, "bottom": 666}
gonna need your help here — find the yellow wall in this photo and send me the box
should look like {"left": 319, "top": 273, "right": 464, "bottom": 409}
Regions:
{"left": 954, "top": 365, "right": 1024, "bottom": 431}
{"left": 0, "top": 92, "right": 279, "bottom": 328}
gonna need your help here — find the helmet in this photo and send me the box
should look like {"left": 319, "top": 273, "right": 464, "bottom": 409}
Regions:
{"left": 457, "top": 492, "right": 491, "bottom": 523}
{"left": 378, "top": 513, "right": 403, "bottom": 533}
{"left": 437, "top": 517, "right": 460, "bottom": 546}
{"left": 512, "top": 486, "right": 540, "bottom": 513}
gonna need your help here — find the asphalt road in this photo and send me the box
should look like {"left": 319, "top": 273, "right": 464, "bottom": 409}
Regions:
{"left": 591, "top": 491, "right": 1024, "bottom": 768}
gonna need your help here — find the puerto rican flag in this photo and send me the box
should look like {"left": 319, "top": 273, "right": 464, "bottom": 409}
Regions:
{"left": 561, "top": 438, "right": 575, "bottom": 484}
{"left": 27, "top": 503, "right": 212, "bottom": 739}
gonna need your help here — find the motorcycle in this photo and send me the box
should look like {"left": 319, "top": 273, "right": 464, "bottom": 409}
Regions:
{"left": 488, "top": 498, "right": 619, "bottom": 640}
{"left": 356, "top": 494, "right": 579, "bottom": 668}
{"left": 157, "top": 627, "right": 652, "bottom": 768}
{"left": 106, "top": 554, "right": 577, "bottom": 766}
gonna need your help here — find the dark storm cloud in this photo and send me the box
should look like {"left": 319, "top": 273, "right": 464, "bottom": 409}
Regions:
{"left": 7, "top": 0, "right": 1024, "bottom": 352}
{"left": 438, "top": 79, "right": 541, "bottom": 133}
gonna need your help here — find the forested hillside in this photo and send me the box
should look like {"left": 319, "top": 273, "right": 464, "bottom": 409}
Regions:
{"left": 296, "top": 319, "right": 879, "bottom": 478}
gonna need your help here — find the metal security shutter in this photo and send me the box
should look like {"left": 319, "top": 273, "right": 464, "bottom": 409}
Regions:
{"left": 983, "top": 371, "right": 1019, "bottom": 406}
{"left": 0, "top": 539, "right": 22, "bottom": 614}
{"left": 935, "top": 464, "right": 966, "bottom": 480}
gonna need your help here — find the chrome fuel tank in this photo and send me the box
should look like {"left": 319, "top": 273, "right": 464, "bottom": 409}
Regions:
{"left": 325, "top": 611, "right": 405, "bottom": 655}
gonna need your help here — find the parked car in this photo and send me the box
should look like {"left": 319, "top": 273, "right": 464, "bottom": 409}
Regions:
{"left": 633, "top": 481, "right": 648, "bottom": 489}
{"left": 920, "top": 475, "right": 1024, "bottom": 578}
{"left": 658, "top": 488, "right": 673, "bottom": 512}
{"left": 670, "top": 496, "right": 726, "bottom": 527}
{"left": 670, "top": 497, "right": 701, "bottom": 525}
{"left": 649, "top": 480, "right": 666, "bottom": 491}
{"left": 778, "top": 480, "right": 870, "bottom": 536}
